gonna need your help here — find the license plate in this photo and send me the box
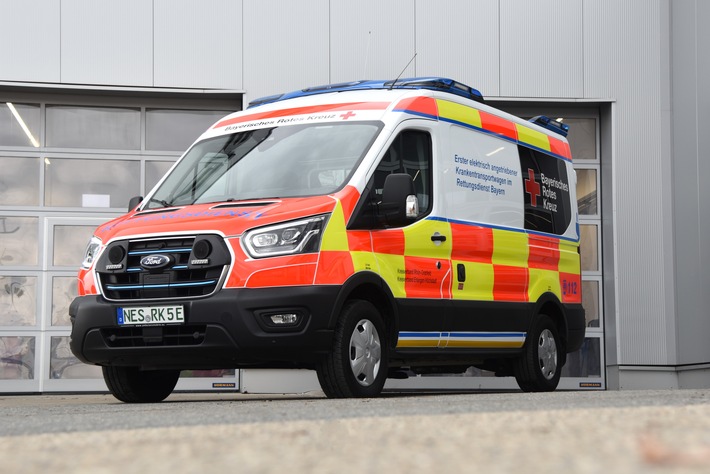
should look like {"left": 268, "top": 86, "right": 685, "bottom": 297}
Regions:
{"left": 117, "top": 305, "right": 185, "bottom": 326}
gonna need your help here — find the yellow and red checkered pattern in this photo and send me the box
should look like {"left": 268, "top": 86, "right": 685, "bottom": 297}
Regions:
{"left": 315, "top": 188, "right": 581, "bottom": 306}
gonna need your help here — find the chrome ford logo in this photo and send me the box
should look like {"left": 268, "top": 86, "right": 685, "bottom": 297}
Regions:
{"left": 140, "top": 254, "right": 172, "bottom": 269}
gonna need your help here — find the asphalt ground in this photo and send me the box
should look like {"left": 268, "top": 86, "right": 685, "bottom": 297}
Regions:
{"left": 1, "top": 389, "right": 710, "bottom": 473}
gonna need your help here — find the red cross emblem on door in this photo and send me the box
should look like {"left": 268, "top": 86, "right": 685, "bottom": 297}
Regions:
{"left": 524, "top": 168, "right": 541, "bottom": 207}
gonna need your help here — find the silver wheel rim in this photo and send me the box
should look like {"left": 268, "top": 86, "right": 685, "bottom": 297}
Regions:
{"left": 538, "top": 329, "right": 558, "bottom": 380}
{"left": 349, "top": 319, "right": 382, "bottom": 387}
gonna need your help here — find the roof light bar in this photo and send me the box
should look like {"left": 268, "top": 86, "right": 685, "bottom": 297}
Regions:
{"left": 248, "top": 77, "right": 484, "bottom": 108}
{"left": 384, "top": 77, "right": 484, "bottom": 103}
{"left": 248, "top": 93, "right": 285, "bottom": 108}
{"left": 529, "top": 115, "right": 570, "bottom": 137}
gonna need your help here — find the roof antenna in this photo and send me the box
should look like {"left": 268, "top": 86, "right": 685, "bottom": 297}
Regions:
{"left": 389, "top": 52, "right": 417, "bottom": 90}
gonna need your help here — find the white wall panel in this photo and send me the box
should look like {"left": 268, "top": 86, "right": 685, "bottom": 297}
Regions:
{"left": 60, "top": 0, "right": 153, "bottom": 86}
{"left": 0, "top": 0, "right": 60, "bottom": 82}
{"left": 330, "top": 0, "right": 416, "bottom": 83}
{"left": 154, "top": 0, "right": 242, "bottom": 90}
{"left": 584, "top": 0, "right": 673, "bottom": 366}
{"left": 415, "top": 0, "right": 499, "bottom": 96}
{"left": 242, "top": 0, "right": 329, "bottom": 104}
{"left": 500, "top": 0, "right": 583, "bottom": 98}
{"left": 694, "top": 0, "right": 710, "bottom": 368}
{"left": 672, "top": 0, "right": 710, "bottom": 366}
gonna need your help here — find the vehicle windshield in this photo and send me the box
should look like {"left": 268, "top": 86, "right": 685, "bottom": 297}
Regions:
{"left": 146, "top": 121, "right": 383, "bottom": 209}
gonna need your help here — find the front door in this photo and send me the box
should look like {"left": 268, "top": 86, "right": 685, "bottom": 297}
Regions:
{"left": 364, "top": 125, "right": 452, "bottom": 348}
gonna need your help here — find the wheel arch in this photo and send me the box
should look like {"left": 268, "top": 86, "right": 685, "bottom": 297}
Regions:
{"left": 330, "top": 271, "right": 399, "bottom": 350}
{"left": 532, "top": 292, "right": 570, "bottom": 356}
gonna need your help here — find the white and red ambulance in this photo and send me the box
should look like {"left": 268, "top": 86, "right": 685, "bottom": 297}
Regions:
{"left": 70, "top": 78, "right": 584, "bottom": 402}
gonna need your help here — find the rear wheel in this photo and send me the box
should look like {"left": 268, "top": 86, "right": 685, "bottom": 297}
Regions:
{"left": 514, "top": 314, "right": 562, "bottom": 392}
{"left": 316, "top": 300, "right": 388, "bottom": 398}
{"left": 102, "top": 366, "right": 180, "bottom": 403}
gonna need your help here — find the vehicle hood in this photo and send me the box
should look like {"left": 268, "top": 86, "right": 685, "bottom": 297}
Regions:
{"left": 93, "top": 195, "right": 338, "bottom": 243}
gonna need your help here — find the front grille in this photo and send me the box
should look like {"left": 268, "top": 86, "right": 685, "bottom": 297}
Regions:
{"left": 101, "top": 325, "right": 207, "bottom": 347}
{"left": 96, "top": 235, "right": 231, "bottom": 301}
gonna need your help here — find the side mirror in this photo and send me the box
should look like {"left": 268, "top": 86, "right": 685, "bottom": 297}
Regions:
{"left": 380, "top": 173, "right": 419, "bottom": 226}
{"left": 128, "top": 196, "right": 143, "bottom": 212}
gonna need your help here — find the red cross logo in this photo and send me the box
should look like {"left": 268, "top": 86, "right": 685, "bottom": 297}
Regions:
{"left": 340, "top": 111, "right": 356, "bottom": 120}
{"left": 524, "top": 168, "right": 541, "bottom": 207}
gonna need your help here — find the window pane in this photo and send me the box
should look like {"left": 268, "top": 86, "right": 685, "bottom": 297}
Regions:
{"left": 44, "top": 158, "right": 140, "bottom": 208}
{"left": 53, "top": 225, "right": 97, "bottom": 267}
{"left": 576, "top": 168, "right": 597, "bottom": 215}
{"left": 50, "top": 336, "right": 102, "bottom": 379}
{"left": 0, "top": 157, "right": 40, "bottom": 206}
{"left": 148, "top": 122, "right": 381, "bottom": 207}
{"left": 0, "top": 216, "right": 38, "bottom": 265}
{"left": 566, "top": 118, "right": 596, "bottom": 161}
{"left": 371, "top": 130, "right": 432, "bottom": 218}
{"left": 146, "top": 109, "right": 232, "bottom": 151}
{"left": 0, "top": 103, "right": 40, "bottom": 147}
{"left": 520, "top": 147, "right": 572, "bottom": 235}
{"left": 145, "top": 160, "right": 175, "bottom": 193}
{"left": 445, "top": 126, "right": 523, "bottom": 229}
{"left": 561, "top": 337, "right": 601, "bottom": 377}
{"left": 580, "top": 224, "right": 598, "bottom": 272}
{"left": 52, "top": 276, "right": 78, "bottom": 326}
{"left": 0, "top": 276, "right": 37, "bottom": 326}
{"left": 582, "top": 280, "right": 600, "bottom": 328}
{"left": 46, "top": 105, "right": 140, "bottom": 149}
{"left": 0, "top": 336, "right": 35, "bottom": 379}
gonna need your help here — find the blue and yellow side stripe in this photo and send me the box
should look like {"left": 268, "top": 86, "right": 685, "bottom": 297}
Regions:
{"left": 397, "top": 331, "right": 526, "bottom": 349}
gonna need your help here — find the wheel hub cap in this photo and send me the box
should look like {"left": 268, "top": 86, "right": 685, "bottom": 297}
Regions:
{"left": 349, "top": 319, "right": 382, "bottom": 387}
{"left": 538, "top": 329, "right": 558, "bottom": 380}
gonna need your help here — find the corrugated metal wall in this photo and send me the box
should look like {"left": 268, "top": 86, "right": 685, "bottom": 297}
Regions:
{"left": 499, "top": 0, "right": 584, "bottom": 98}
{"left": 154, "top": 0, "right": 242, "bottom": 89}
{"left": 61, "top": 0, "right": 154, "bottom": 86}
{"left": 414, "top": 0, "right": 499, "bottom": 97}
{"left": 0, "top": 0, "right": 60, "bottom": 82}
{"left": 331, "top": 0, "right": 416, "bottom": 85}
{"left": 2, "top": 0, "right": 708, "bottom": 381}
{"left": 584, "top": 0, "right": 674, "bottom": 366}
{"left": 243, "top": 0, "right": 330, "bottom": 101}
{"left": 671, "top": 0, "right": 710, "bottom": 367}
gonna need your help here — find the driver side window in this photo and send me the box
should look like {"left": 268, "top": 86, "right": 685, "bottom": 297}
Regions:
{"left": 350, "top": 129, "right": 433, "bottom": 229}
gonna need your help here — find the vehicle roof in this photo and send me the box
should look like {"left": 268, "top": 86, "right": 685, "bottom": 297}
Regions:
{"left": 199, "top": 79, "right": 571, "bottom": 160}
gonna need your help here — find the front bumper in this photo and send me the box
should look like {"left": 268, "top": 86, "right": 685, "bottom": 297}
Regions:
{"left": 69, "top": 286, "right": 339, "bottom": 370}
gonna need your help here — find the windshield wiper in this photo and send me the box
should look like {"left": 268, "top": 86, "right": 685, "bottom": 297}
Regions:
{"left": 147, "top": 198, "right": 175, "bottom": 209}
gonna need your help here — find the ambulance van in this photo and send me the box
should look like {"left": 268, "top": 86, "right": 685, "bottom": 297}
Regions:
{"left": 69, "top": 77, "right": 585, "bottom": 402}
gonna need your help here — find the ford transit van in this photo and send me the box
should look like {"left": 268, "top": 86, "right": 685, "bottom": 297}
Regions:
{"left": 69, "top": 78, "right": 585, "bottom": 402}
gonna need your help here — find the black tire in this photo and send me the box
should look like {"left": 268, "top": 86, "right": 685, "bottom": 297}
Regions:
{"left": 102, "top": 366, "right": 180, "bottom": 403}
{"left": 316, "top": 300, "right": 388, "bottom": 398}
{"left": 514, "top": 314, "right": 562, "bottom": 392}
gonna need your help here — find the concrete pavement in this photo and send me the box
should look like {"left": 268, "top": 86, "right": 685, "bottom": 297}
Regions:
{"left": 1, "top": 389, "right": 709, "bottom": 473}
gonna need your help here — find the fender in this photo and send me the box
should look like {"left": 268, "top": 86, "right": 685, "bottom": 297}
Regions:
{"left": 328, "top": 271, "right": 400, "bottom": 347}
{"left": 529, "top": 291, "right": 581, "bottom": 353}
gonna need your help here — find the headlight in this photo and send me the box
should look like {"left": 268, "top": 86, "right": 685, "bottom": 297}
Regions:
{"left": 242, "top": 215, "right": 328, "bottom": 258}
{"left": 81, "top": 236, "right": 103, "bottom": 269}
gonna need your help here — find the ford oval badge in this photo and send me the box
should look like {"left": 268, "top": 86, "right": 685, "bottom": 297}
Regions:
{"left": 140, "top": 254, "right": 172, "bottom": 270}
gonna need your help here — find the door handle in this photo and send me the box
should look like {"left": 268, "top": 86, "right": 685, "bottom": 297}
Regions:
{"left": 430, "top": 233, "right": 447, "bottom": 243}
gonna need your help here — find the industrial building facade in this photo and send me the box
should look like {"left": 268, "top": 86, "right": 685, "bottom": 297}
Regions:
{"left": 0, "top": 0, "right": 707, "bottom": 393}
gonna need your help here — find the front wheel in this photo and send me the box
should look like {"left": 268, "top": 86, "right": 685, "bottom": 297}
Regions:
{"left": 514, "top": 314, "right": 562, "bottom": 392}
{"left": 316, "top": 300, "right": 388, "bottom": 398}
{"left": 102, "top": 366, "right": 180, "bottom": 403}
